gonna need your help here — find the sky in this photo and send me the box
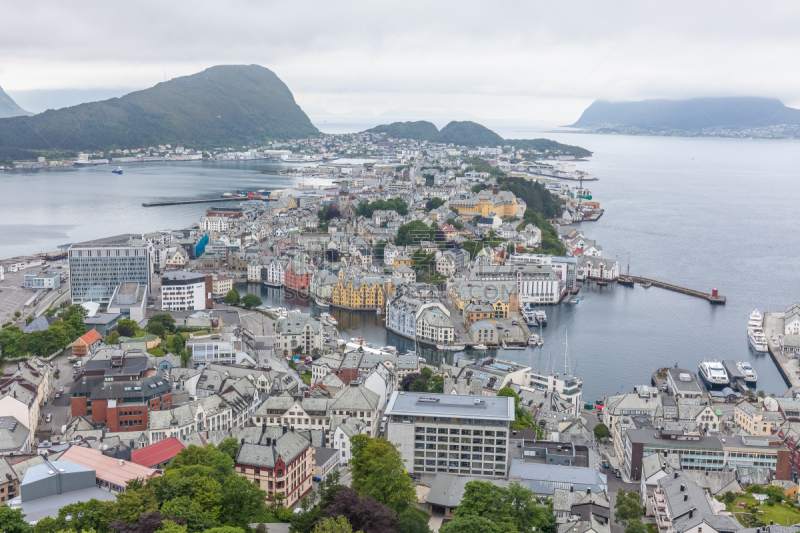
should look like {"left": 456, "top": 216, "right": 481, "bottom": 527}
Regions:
{"left": 2, "top": 0, "right": 800, "bottom": 126}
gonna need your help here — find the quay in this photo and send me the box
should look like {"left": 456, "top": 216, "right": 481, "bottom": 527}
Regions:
{"left": 627, "top": 276, "right": 726, "bottom": 304}
{"left": 763, "top": 312, "right": 800, "bottom": 395}
{"left": 142, "top": 196, "right": 243, "bottom": 207}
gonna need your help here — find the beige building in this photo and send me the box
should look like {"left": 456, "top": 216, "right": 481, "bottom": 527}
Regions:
{"left": 212, "top": 274, "right": 233, "bottom": 299}
{"left": 735, "top": 400, "right": 785, "bottom": 435}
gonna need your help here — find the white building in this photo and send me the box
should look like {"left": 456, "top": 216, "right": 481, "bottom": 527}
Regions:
{"left": 274, "top": 313, "right": 323, "bottom": 356}
{"left": 161, "top": 271, "right": 209, "bottom": 311}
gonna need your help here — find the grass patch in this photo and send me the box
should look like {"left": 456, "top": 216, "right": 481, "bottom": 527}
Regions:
{"left": 147, "top": 347, "right": 166, "bottom": 356}
{"left": 300, "top": 372, "right": 311, "bottom": 385}
{"left": 726, "top": 496, "right": 800, "bottom": 527}
{"left": 646, "top": 524, "right": 658, "bottom": 533}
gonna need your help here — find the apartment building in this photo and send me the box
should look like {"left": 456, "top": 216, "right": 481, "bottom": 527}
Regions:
{"left": 385, "top": 391, "right": 515, "bottom": 479}
{"left": 650, "top": 473, "right": 739, "bottom": 533}
{"left": 735, "top": 400, "right": 785, "bottom": 435}
{"left": 161, "top": 271, "right": 212, "bottom": 311}
{"left": 274, "top": 313, "right": 323, "bottom": 356}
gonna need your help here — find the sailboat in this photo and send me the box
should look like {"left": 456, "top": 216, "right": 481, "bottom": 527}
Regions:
{"left": 618, "top": 254, "right": 634, "bottom": 286}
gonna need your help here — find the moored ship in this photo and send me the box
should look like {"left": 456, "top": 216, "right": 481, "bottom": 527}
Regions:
{"left": 698, "top": 360, "right": 729, "bottom": 386}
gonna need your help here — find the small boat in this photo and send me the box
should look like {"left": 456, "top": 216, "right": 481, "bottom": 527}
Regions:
{"left": 736, "top": 361, "right": 758, "bottom": 383}
{"left": 111, "top": 166, "right": 123, "bottom": 174}
{"left": 535, "top": 311, "right": 547, "bottom": 326}
{"left": 473, "top": 344, "right": 488, "bottom": 350}
{"left": 698, "top": 360, "right": 729, "bottom": 386}
{"left": 528, "top": 334, "right": 543, "bottom": 346}
{"left": 596, "top": 280, "right": 608, "bottom": 286}
{"left": 314, "top": 297, "right": 330, "bottom": 308}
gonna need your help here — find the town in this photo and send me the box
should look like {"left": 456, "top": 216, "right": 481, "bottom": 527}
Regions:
{"left": 2, "top": 135, "right": 798, "bottom": 533}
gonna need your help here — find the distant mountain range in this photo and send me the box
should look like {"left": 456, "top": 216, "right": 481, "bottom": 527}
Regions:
{"left": 365, "top": 120, "right": 592, "bottom": 157}
{"left": 0, "top": 65, "right": 318, "bottom": 153}
{"left": 0, "top": 86, "right": 32, "bottom": 119}
{"left": 572, "top": 97, "right": 800, "bottom": 131}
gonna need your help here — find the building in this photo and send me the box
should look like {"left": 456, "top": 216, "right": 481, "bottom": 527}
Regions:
{"left": 467, "top": 263, "right": 560, "bottom": 306}
{"left": 332, "top": 416, "right": 368, "bottom": 465}
{"left": 59, "top": 445, "right": 160, "bottom": 493}
{"left": 285, "top": 261, "right": 313, "bottom": 292}
{"left": 464, "top": 302, "right": 496, "bottom": 327}
{"left": 622, "top": 429, "right": 791, "bottom": 481}
{"left": 313, "top": 447, "right": 339, "bottom": 482}
{"left": 332, "top": 274, "right": 390, "bottom": 310}
{"left": 385, "top": 391, "right": 515, "bottom": 478}
{"left": 68, "top": 236, "right": 153, "bottom": 304}
{"left": 735, "top": 400, "right": 785, "bottom": 436}
{"left": 385, "top": 287, "right": 448, "bottom": 342}
{"left": 83, "top": 313, "right": 121, "bottom": 337}
{"left": 425, "top": 473, "right": 510, "bottom": 518}
{"left": 235, "top": 429, "right": 313, "bottom": 508}
{"left": 0, "top": 416, "right": 31, "bottom": 456}
{"left": 187, "top": 332, "right": 252, "bottom": 367}
{"left": 508, "top": 441, "right": 606, "bottom": 497}
{"left": 72, "top": 329, "right": 103, "bottom": 356}
{"left": 785, "top": 303, "right": 800, "bottom": 335}
{"left": 23, "top": 271, "right": 61, "bottom": 290}
{"left": 212, "top": 273, "right": 233, "bottom": 299}
{"left": 416, "top": 307, "right": 455, "bottom": 345}
{"left": 161, "top": 271, "right": 212, "bottom": 311}
{"left": 107, "top": 283, "right": 148, "bottom": 322}
{"left": 0, "top": 457, "right": 20, "bottom": 503}
{"left": 650, "top": 473, "right": 739, "bottom": 533}
{"left": 274, "top": 313, "right": 323, "bottom": 356}
{"left": 469, "top": 320, "right": 497, "bottom": 344}
{"left": 448, "top": 187, "right": 519, "bottom": 219}
{"left": 130, "top": 437, "right": 186, "bottom": 468}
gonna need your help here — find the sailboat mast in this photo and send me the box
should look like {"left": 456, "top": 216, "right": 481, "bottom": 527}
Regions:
{"left": 564, "top": 331, "right": 570, "bottom": 375}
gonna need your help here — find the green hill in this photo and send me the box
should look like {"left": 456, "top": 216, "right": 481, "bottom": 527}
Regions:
{"left": 0, "top": 65, "right": 318, "bottom": 152}
{"left": 506, "top": 138, "right": 592, "bottom": 158}
{"left": 0, "top": 86, "right": 31, "bottom": 119}
{"left": 365, "top": 120, "right": 439, "bottom": 141}
{"left": 437, "top": 120, "right": 504, "bottom": 146}
{"left": 572, "top": 97, "right": 800, "bottom": 130}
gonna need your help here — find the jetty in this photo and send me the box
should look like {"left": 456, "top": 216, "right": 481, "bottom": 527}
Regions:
{"left": 627, "top": 276, "right": 726, "bottom": 304}
{"left": 142, "top": 197, "right": 243, "bottom": 207}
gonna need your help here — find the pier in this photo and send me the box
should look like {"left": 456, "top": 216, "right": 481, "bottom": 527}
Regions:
{"left": 627, "top": 276, "right": 726, "bottom": 304}
{"left": 142, "top": 197, "right": 244, "bottom": 207}
{"left": 763, "top": 312, "right": 800, "bottom": 395}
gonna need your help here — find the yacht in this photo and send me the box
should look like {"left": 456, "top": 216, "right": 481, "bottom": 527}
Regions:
{"left": 473, "top": 344, "right": 488, "bottom": 350}
{"left": 698, "top": 360, "right": 729, "bottom": 386}
{"left": 535, "top": 311, "right": 547, "bottom": 326}
{"left": 528, "top": 334, "right": 543, "bottom": 346}
{"left": 736, "top": 361, "right": 758, "bottom": 383}
{"left": 748, "top": 328, "right": 769, "bottom": 352}
{"left": 748, "top": 309, "right": 763, "bottom": 329}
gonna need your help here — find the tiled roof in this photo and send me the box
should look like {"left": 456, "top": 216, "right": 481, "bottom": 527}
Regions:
{"left": 131, "top": 437, "right": 186, "bottom": 468}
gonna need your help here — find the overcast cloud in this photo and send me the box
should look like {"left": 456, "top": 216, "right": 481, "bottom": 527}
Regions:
{"left": 2, "top": 0, "right": 799, "bottom": 125}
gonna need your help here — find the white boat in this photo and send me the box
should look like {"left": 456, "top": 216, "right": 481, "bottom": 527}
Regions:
{"left": 748, "top": 328, "right": 769, "bottom": 352}
{"left": 535, "top": 311, "right": 547, "bottom": 325}
{"left": 698, "top": 361, "right": 729, "bottom": 386}
{"left": 314, "top": 297, "right": 330, "bottom": 308}
{"left": 473, "top": 344, "right": 488, "bottom": 350}
{"left": 528, "top": 334, "right": 543, "bottom": 346}
{"left": 736, "top": 361, "right": 758, "bottom": 383}
{"left": 748, "top": 309, "right": 763, "bottom": 329}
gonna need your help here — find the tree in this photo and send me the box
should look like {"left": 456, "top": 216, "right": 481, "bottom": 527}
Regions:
{"left": 722, "top": 491, "right": 736, "bottom": 504}
{"left": 420, "top": 367, "right": 433, "bottom": 379}
{"left": 428, "top": 375, "right": 444, "bottom": 394}
{"left": 149, "top": 313, "right": 177, "bottom": 333}
{"left": 396, "top": 220, "right": 433, "bottom": 247}
{"left": 398, "top": 510, "right": 432, "bottom": 533}
{"left": 0, "top": 505, "right": 31, "bottom": 533}
{"left": 498, "top": 387, "right": 520, "bottom": 408}
{"left": 218, "top": 438, "right": 240, "bottom": 461}
{"left": 400, "top": 372, "right": 425, "bottom": 391}
{"left": 109, "top": 511, "right": 187, "bottom": 533}
{"left": 349, "top": 436, "right": 415, "bottom": 513}
{"left": 219, "top": 471, "right": 269, "bottom": 527}
{"left": 224, "top": 288, "right": 241, "bottom": 305}
{"left": 116, "top": 318, "right": 139, "bottom": 338}
{"left": 106, "top": 330, "right": 121, "bottom": 345}
{"left": 323, "top": 488, "right": 397, "bottom": 533}
{"left": 169, "top": 334, "right": 186, "bottom": 354}
{"left": 409, "top": 379, "right": 429, "bottom": 392}
{"left": 425, "top": 198, "right": 444, "bottom": 211}
{"left": 241, "top": 293, "right": 262, "bottom": 309}
{"left": 313, "top": 516, "right": 361, "bottom": 533}
{"left": 440, "top": 515, "right": 517, "bottom": 533}
{"left": 454, "top": 481, "right": 553, "bottom": 533}
{"left": 625, "top": 519, "right": 647, "bottom": 533}
{"left": 160, "top": 496, "right": 217, "bottom": 533}
{"left": 147, "top": 321, "right": 167, "bottom": 339}
{"left": 593, "top": 423, "right": 610, "bottom": 442}
{"left": 614, "top": 490, "right": 644, "bottom": 526}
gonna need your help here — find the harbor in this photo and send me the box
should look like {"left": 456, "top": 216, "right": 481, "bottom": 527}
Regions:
{"left": 626, "top": 275, "right": 726, "bottom": 304}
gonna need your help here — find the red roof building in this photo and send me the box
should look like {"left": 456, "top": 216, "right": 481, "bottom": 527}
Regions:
{"left": 73, "top": 329, "right": 102, "bottom": 356}
{"left": 131, "top": 437, "right": 186, "bottom": 468}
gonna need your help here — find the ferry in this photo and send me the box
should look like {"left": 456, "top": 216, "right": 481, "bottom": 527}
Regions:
{"left": 698, "top": 360, "right": 729, "bottom": 386}
{"left": 111, "top": 166, "right": 123, "bottom": 174}
{"left": 736, "top": 361, "right": 758, "bottom": 383}
{"left": 748, "top": 328, "right": 768, "bottom": 352}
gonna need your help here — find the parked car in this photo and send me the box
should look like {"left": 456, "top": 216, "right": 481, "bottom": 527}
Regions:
{"left": 45, "top": 414, "right": 52, "bottom": 423}
{"left": 54, "top": 393, "right": 61, "bottom": 399}
{"left": 58, "top": 386, "right": 64, "bottom": 392}
{"left": 602, "top": 461, "right": 610, "bottom": 469}
{"left": 615, "top": 469, "right": 621, "bottom": 478}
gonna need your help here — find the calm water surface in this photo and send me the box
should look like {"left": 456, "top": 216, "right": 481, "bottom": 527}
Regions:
{"left": 3, "top": 132, "right": 799, "bottom": 401}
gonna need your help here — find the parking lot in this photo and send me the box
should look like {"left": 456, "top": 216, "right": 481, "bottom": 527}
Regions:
{"left": 0, "top": 274, "right": 35, "bottom": 326}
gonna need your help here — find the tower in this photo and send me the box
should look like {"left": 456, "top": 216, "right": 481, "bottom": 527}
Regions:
{"left": 338, "top": 184, "right": 350, "bottom": 218}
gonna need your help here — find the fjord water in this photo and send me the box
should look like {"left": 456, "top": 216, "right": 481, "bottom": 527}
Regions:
{"left": 3, "top": 133, "right": 799, "bottom": 401}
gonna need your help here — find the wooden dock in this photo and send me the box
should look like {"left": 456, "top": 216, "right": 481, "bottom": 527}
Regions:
{"left": 142, "top": 197, "right": 244, "bottom": 207}
{"left": 628, "top": 276, "right": 726, "bottom": 304}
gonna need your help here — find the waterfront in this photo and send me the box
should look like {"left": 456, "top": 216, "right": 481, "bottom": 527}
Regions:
{"left": 4, "top": 132, "right": 800, "bottom": 402}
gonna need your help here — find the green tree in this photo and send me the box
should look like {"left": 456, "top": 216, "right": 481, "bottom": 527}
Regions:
{"left": 115, "top": 485, "right": 160, "bottom": 523}
{"left": 169, "top": 334, "right": 186, "bottom": 354}
{"left": 159, "top": 522, "right": 188, "bottom": 533}
{"left": 428, "top": 375, "right": 444, "bottom": 394}
{"left": 224, "top": 288, "right": 241, "bottom": 306}
{"left": 420, "top": 367, "right": 432, "bottom": 379}
{"left": 313, "top": 516, "right": 361, "bottom": 533}
{"left": 722, "top": 491, "right": 736, "bottom": 504}
{"left": 241, "top": 294, "right": 262, "bottom": 309}
{"left": 116, "top": 318, "right": 140, "bottom": 338}
{"left": 498, "top": 387, "right": 519, "bottom": 408}
{"left": 147, "top": 321, "right": 167, "bottom": 339}
{"left": 106, "top": 330, "right": 120, "bottom": 345}
{"left": 625, "top": 520, "right": 647, "bottom": 533}
{"left": 454, "top": 481, "right": 553, "bottom": 533}
{"left": 349, "top": 435, "right": 415, "bottom": 513}
{"left": 593, "top": 423, "right": 610, "bottom": 442}
{"left": 398, "top": 510, "right": 432, "bottom": 533}
{"left": 396, "top": 220, "right": 433, "bottom": 247}
{"left": 614, "top": 490, "right": 644, "bottom": 526}
{"left": 218, "top": 474, "right": 269, "bottom": 528}
{"left": 218, "top": 438, "right": 240, "bottom": 461}
{"left": 440, "top": 515, "right": 517, "bottom": 533}
{"left": 203, "top": 528, "right": 246, "bottom": 533}
{"left": 409, "top": 379, "right": 429, "bottom": 392}
{"left": 160, "top": 496, "right": 217, "bottom": 533}
{"left": 149, "top": 313, "right": 177, "bottom": 332}
{"left": 0, "top": 505, "right": 31, "bottom": 533}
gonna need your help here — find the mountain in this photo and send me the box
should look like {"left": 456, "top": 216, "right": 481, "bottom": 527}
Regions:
{"left": 572, "top": 97, "right": 800, "bottom": 130}
{"left": 0, "top": 86, "right": 32, "bottom": 118}
{"left": 0, "top": 65, "right": 318, "bottom": 152}
{"left": 365, "top": 120, "right": 504, "bottom": 146}
{"left": 437, "top": 121, "right": 504, "bottom": 146}
{"left": 365, "top": 120, "right": 439, "bottom": 141}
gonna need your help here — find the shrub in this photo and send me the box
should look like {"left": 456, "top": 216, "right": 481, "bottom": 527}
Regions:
{"left": 766, "top": 500, "right": 775, "bottom": 507}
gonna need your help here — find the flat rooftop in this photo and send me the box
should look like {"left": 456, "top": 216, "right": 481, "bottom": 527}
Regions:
{"left": 66, "top": 234, "right": 145, "bottom": 248}
{"left": 386, "top": 392, "right": 514, "bottom": 421}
